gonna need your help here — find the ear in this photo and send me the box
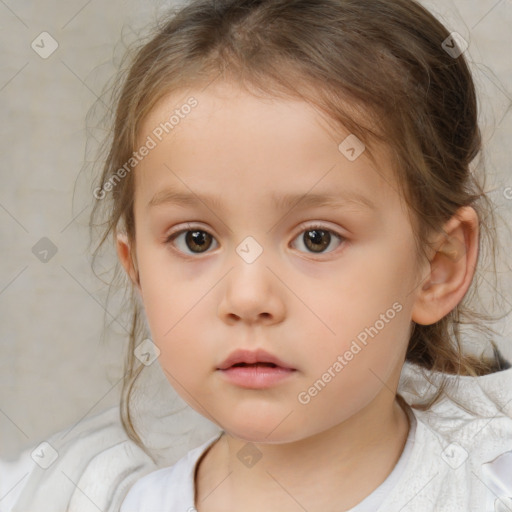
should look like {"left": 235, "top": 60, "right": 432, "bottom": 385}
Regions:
{"left": 116, "top": 232, "right": 141, "bottom": 293}
{"left": 411, "top": 206, "right": 479, "bottom": 326}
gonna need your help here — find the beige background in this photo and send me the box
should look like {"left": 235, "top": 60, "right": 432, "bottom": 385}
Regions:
{"left": 1, "top": 0, "right": 511, "bottom": 461}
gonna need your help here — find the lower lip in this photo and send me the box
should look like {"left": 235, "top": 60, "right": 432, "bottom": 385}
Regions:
{"left": 218, "top": 365, "right": 296, "bottom": 389}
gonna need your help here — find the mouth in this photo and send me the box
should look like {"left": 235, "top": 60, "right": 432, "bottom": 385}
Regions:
{"left": 216, "top": 348, "right": 296, "bottom": 371}
{"left": 230, "top": 362, "right": 279, "bottom": 368}
{"left": 216, "top": 349, "right": 297, "bottom": 389}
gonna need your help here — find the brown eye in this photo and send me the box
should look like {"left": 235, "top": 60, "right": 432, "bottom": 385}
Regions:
{"left": 185, "top": 230, "right": 213, "bottom": 253}
{"left": 166, "top": 229, "right": 217, "bottom": 254}
{"left": 304, "top": 229, "right": 331, "bottom": 253}
{"left": 291, "top": 224, "right": 344, "bottom": 255}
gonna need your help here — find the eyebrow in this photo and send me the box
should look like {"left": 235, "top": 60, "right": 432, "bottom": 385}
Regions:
{"left": 147, "top": 187, "right": 376, "bottom": 212}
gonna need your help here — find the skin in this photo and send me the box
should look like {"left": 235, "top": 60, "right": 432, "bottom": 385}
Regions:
{"left": 117, "top": 81, "right": 479, "bottom": 511}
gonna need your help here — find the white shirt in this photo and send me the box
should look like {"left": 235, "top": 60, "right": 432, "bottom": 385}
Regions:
{"left": 1, "top": 406, "right": 158, "bottom": 512}
{"left": 120, "top": 363, "right": 512, "bottom": 512}
{"left": 3, "top": 362, "right": 512, "bottom": 512}
{"left": 120, "top": 404, "right": 418, "bottom": 512}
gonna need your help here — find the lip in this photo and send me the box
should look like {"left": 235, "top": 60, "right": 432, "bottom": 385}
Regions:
{"left": 217, "top": 348, "right": 295, "bottom": 371}
{"left": 216, "top": 348, "right": 297, "bottom": 389}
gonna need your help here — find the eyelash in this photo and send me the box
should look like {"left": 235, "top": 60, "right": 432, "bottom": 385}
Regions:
{"left": 164, "top": 223, "right": 346, "bottom": 257}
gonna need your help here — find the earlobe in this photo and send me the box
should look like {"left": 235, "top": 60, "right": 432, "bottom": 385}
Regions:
{"left": 116, "top": 232, "right": 141, "bottom": 292}
{"left": 411, "top": 206, "right": 479, "bottom": 326}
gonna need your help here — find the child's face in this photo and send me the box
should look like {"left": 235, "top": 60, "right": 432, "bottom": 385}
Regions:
{"left": 123, "top": 81, "right": 428, "bottom": 443}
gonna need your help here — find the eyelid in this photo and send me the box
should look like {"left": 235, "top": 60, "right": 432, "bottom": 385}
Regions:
{"left": 164, "top": 222, "right": 218, "bottom": 245}
{"left": 290, "top": 222, "right": 346, "bottom": 255}
{"left": 165, "top": 221, "right": 346, "bottom": 243}
{"left": 164, "top": 223, "right": 220, "bottom": 259}
{"left": 165, "top": 221, "right": 347, "bottom": 257}
{"left": 293, "top": 221, "right": 346, "bottom": 239}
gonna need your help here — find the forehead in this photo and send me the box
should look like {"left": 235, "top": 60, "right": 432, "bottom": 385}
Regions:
{"left": 134, "top": 81, "right": 401, "bottom": 213}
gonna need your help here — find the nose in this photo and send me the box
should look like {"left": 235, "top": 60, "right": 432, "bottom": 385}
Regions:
{"left": 217, "top": 258, "right": 286, "bottom": 326}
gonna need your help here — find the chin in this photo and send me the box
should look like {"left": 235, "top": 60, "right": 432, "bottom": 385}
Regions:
{"left": 219, "top": 416, "right": 314, "bottom": 445}
{"left": 224, "top": 427, "right": 297, "bottom": 444}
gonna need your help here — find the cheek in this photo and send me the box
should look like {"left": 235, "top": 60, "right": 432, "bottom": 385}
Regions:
{"left": 141, "top": 282, "right": 207, "bottom": 363}
{"left": 295, "top": 244, "right": 416, "bottom": 384}
{"left": 292, "top": 308, "right": 411, "bottom": 432}
{"left": 306, "top": 254, "right": 414, "bottom": 345}
{"left": 136, "top": 243, "right": 196, "bottom": 334}
{"left": 136, "top": 256, "right": 216, "bottom": 379}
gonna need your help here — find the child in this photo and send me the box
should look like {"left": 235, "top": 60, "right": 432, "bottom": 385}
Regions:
{"left": 90, "top": 0, "right": 512, "bottom": 510}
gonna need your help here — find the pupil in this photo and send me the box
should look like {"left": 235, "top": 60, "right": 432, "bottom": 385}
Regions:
{"left": 305, "top": 229, "right": 330, "bottom": 252}
{"left": 186, "top": 230, "right": 211, "bottom": 252}
{"left": 183, "top": 229, "right": 331, "bottom": 254}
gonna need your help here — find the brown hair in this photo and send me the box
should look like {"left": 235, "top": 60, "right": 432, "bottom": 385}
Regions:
{"left": 88, "top": 0, "right": 511, "bottom": 452}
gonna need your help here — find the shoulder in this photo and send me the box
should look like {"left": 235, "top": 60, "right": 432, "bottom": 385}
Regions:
{"left": 10, "top": 406, "right": 158, "bottom": 512}
{"left": 390, "top": 364, "right": 512, "bottom": 511}
{"left": 120, "top": 432, "right": 223, "bottom": 512}
{"left": 398, "top": 362, "right": 512, "bottom": 444}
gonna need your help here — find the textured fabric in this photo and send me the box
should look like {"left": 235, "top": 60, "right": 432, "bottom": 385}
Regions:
{"left": 5, "top": 407, "right": 158, "bottom": 512}
{"left": 4, "top": 362, "right": 512, "bottom": 511}
{"left": 0, "top": 452, "right": 35, "bottom": 512}
{"left": 120, "top": 406, "right": 419, "bottom": 512}
{"left": 121, "top": 363, "right": 512, "bottom": 512}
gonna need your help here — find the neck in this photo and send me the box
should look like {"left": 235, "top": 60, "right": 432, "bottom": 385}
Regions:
{"left": 195, "top": 393, "right": 411, "bottom": 512}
